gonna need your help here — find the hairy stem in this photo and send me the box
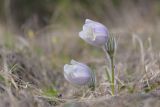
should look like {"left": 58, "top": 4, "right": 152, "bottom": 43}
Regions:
{"left": 110, "top": 55, "right": 115, "bottom": 95}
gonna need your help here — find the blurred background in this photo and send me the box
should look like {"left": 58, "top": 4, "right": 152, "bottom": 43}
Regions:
{"left": 0, "top": 0, "right": 160, "bottom": 107}
{"left": 0, "top": 0, "right": 160, "bottom": 31}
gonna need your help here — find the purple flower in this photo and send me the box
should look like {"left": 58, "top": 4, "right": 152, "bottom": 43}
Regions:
{"left": 79, "top": 19, "right": 109, "bottom": 47}
{"left": 64, "top": 60, "right": 93, "bottom": 86}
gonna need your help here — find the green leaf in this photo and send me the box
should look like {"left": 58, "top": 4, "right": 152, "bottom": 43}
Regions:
{"left": 0, "top": 74, "right": 5, "bottom": 82}
{"left": 105, "top": 67, "right": 111, "bottom": 83}
{"left": 43, "top": 88, "right": 58, "bottom": 97}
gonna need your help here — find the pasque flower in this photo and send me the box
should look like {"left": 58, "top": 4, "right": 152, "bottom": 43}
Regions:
{"left": 64, "top": 60, "right": 95, "bottom": 86}
{"left": 79, "top": 19, "right": 109, "bottom": 47}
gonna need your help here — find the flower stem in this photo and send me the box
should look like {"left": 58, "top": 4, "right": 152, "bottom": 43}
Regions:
{"left": 110, "top": 55, "right": 115, "bottom": 96}
{"left": 89, "top": 84, "right": 95, "bottom": 91}
{"left": 88, "top": 69, "right": 96, "bottom": 91}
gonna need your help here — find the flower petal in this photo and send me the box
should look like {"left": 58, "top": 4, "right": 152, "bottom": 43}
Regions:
{"left": 70, "top": 59, "right": 80, "bottom": 65}
{"left": 79, "top": 19, "right": 109, "bottom": 47}
{"left": 85, "top": 19, "right": 95, "bottom": 24}
{"left": 79, "top": 31, "right": 87, "bottom": 39}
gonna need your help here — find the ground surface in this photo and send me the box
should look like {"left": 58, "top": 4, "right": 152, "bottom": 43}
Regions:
{"left": 0, "top": 20, "right": 160, "bottom": 107}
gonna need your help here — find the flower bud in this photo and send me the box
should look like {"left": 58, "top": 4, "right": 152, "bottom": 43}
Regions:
{"left": 79, "top": 19, "right": 109, "bottom": 47}
{"left": 105, "top": 35, "right": 116, "bottom": 57}
{"left": 64, "top": 60, "right": 95, "bottom": 86}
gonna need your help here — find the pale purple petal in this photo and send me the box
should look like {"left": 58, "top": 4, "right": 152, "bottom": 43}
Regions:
{"left": 79, "top": 31, "right": 86, "bottom": 39}
{"left": 79, "top": 19, "right": 109, "bottom": 47}
{"left": 85, "top": 19, "right": 95, "bottom": 24}
{"left": 64, "top": 60, "right": 93, "bottom": 86}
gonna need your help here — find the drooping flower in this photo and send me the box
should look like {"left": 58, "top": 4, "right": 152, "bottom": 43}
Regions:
{"left": 79, "top": 19, "right": 109, "bottom": 47}
{"left": 64, "top": 60, "right": 95, "bottom": 86}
